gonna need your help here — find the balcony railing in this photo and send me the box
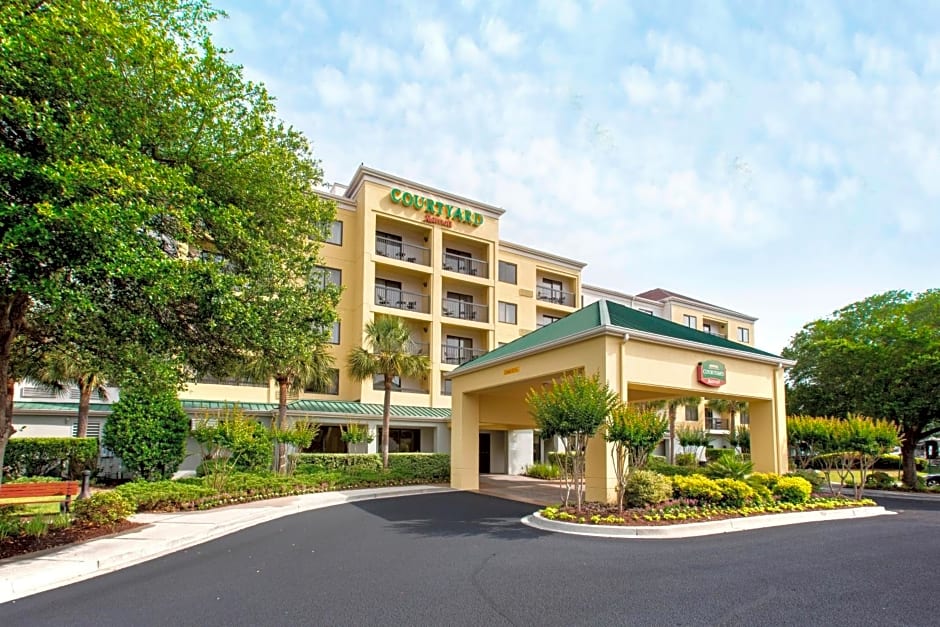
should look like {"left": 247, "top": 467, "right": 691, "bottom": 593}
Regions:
{"left": 374, "top": 286, "right": 430, "bottom": 313}
{"left": 442, "top": 298, "right": 489, "bottom": 323}
{"left": 536, "top": 285, "right": 576, "bottom": 307}
{"left": 441, "top": 344, "right": 485, "bottom": 365}
{"left": 376, "top": 236, "right": 430, "bottom": 266}
{"left": 442, "top": 252, "right": 488, "bottom": 278}
{"left": 408, "top": 341, "right": 430, "bottom": 356}
{"left": 372, "top": 381, "right": 428, "bottom": 394}
{"left": 706, "top": 417, "right": 730, "bottom": 431}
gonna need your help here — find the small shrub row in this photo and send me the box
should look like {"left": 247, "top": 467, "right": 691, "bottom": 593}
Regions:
{"left": 292, "top": 453, "right": 449, "bottom": 481}
{"left": 524, "top": 463, "right": 561, "bottom": 480}
{"left": 3, "top": 438, "right": 99, "bottom": 480}
{"left": 72, "top": 492, "right": 135, "bottom": 527}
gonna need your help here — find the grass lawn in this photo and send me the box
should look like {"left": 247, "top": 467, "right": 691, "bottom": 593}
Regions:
{"left": 819, "top": 469, "right": 928, "bottom": 485}
{"left": 0, "top": 495, "right": 66, "bottom": 515}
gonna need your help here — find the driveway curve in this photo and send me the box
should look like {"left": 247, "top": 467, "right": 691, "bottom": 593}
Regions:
{"left": 2, "top": 491, "right": 939, "bottom": 626}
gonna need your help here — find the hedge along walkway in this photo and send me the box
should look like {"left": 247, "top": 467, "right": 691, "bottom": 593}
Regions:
{"left": 0, "top": 484, "right": 452, "bottom": 604}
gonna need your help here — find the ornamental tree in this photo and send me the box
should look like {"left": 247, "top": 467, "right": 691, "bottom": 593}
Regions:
{"left": 526, "top": 372, "right": 619, "bottom": 513}
{"left": 0, "top": 0, "right": 338, "bottom": 478}
{"left": 605, "top": 403, "right": 668, "bottom": 512}
{"left": 783, "top": 290, "right": 940, "bottom": 487}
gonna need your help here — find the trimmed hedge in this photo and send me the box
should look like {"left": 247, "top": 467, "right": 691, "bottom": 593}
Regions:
{"left": 73, "top": 491, "right": 135, "bottom": 527}
{"left": 3, "top": 438, "right": 99, "bottom": 479}
{"left": 291, "top": 453, "right": 450, "bottom": 481}
{"left": 773, "top": 476, "right": 812, "bottom": 503}
{"left": 292, "top": 453, "right": 383, "bottom": 473}
{"left": 116, "top": 480, "right": 216, "bottom": 511}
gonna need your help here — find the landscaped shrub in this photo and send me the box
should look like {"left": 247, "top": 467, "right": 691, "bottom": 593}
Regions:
{"left": 72, "top": 492, "right": 135, "bottom": 526}
{"left": 874, "top": 455, "right": 926, "bottom": 471}
{"left": 713, "top": 478, "right": 757, "bottom": 507}
{"left": 525, "top": 463, "right": 561, "bottom": 480}
{"left": 705, "top": 448, "right": 735, "bottom": 463}
{"left": 3, "top": 438, "right": 99, "bottom": 479}
{"left": 675, "top": 453, "right": 698, "bottom": 467}
{"left": 646, "top": 457, "right": 698, "bottom": 477}
{"left": 546, "top": 451, "right": 575, "bottom": 474}
{"left": 784, "top": 469, "right": 825, "bottom": 491}
{"left": 115, "top": 480, "right": 215, "bottom": 511}
{"left": 773, "top": 476, "right": 812, "bottom": 503}
{"left": 623, "top": 470, "right": 673, "bottom": 508}
{"left": 387, "top": 454, "right": 450, "bottom": 480}
{"left": 672, "top": 474, "right": 723, "bottom": 504}
{"left": 865, "top": 471, "right": 896, "bottom": 489}
{"left": 292, "top": 453, "right": 383, "bottom": 473}
{"left": 6, "top": 475, "right": 69, "bottom": 483}
{"left": 103, "top": 387, "right": 189, "bottom": 481}
{"left": 705, "top": 455, "right": 754, "bottom": 480}
{"left": 747, "top": 472, "right": 780, "bottom": 490}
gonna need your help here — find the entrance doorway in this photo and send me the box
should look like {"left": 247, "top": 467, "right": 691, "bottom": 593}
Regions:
{"left": 479, "top": 433, "right": 491, "bottom": 473}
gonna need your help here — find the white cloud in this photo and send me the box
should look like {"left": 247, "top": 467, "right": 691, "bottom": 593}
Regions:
{"left": 647, "top": 32, "right": 707, "bottom": 75}
{"left": 339, "top": 34, "right": 401, "bottom": 75}
{"left": 481, "top": 17, "right": 524, "bottom": 57}
{"left": 854, "top": 34, "right": 909, "bottom": 76}
{"left": 417, "top": 21, "right": 452, "bottom": 72}
{"left": 455, "top": 36, "right": 486, "bottom": 66}
{"left": 538, "top": 0, "right": 582, "bottom": 30}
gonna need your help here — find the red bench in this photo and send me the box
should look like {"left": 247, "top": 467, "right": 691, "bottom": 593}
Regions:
{"left": 0, "top": 481, "right": 80, "bottom": 512}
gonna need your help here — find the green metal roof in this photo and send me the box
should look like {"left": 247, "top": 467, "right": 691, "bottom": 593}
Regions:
{"left": 287, "top": 399, "right": 451, "bottom": 418}
{"left": 13, "top": 402, "right": 114, "bottom": 413}
{"left": 453, "top": 299, "right": 781, "bottom": 373}
{"left": 182, "top": 400, "right": 277, "bottom": 412}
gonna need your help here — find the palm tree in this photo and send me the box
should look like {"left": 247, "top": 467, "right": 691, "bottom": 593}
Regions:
{"left": 664, "top": 397, "right": 703, "bottom": 464}
{"left": 347, "top": 317, "right": 431, "bottom": 469}
{"left": 25, "top": 347, "right": 108, "bottom": 438}
{"left": 243, "top": 343, "right": 335, "bottom": 473}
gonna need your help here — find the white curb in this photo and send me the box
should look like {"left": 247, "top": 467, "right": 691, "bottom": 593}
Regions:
{"left": 521, "top": 506, "right": 893, "bottom": 539}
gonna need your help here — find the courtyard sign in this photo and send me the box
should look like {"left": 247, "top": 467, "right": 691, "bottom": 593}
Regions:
{"left": 697, "top": 360, "right": 726, "bottom": 387}
{"left": 389, "top": 188, "right": 484, "bottom": 228}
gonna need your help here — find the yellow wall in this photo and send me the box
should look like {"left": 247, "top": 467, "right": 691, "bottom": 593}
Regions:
{"left": 666, "top": 303, "right": 755, "bottom": 346}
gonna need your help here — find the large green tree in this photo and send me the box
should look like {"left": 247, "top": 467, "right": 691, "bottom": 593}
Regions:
{"left": 347, "top": 317, "right": 431, "bottom": 469}
{"left": 783, "top": 290, "right": 940, "bottom": 487}
{"left": 0, "top": 1, "right": 337, "bottom": 476}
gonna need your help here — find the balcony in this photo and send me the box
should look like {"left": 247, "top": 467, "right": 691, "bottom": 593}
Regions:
{"left": 442, "top": 298, "right": 489, "bottom": 323}
{"left": 376, "top": 235, "right": 430, "bottom": 266}
{"left": 536, "top": 285, "right": 577, "bottom": 307}
{"left": 706, "top": 417, "right": 730, "bottom": 432}
{"left": 441, "top": 344, "right": 486, "bottom": 365}
{"left": 375, "top": 286, "right": 430, "bottom": 313}
{"left": 408, "top": 341, "right": 430, "bottom": 356}
{"left": 442, "top": 252, "right": 488, "bottom": 278}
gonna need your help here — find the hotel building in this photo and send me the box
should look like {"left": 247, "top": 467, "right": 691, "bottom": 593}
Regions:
{"left": 12, "top": 166, "right": 764, "bottom": 474}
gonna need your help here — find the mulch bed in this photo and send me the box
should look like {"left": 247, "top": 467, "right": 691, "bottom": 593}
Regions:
{"left": 0, "top": 521, "right": 143, "bottom": 561}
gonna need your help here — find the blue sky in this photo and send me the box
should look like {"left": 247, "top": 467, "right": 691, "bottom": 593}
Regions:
{"left": 212, "top": 0, "right": 940, "bottom": 353}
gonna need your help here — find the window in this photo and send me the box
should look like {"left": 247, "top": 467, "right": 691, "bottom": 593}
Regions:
{"left": 498, "top": 261, "right": 517, "bottom": 284}
{"left": 538, "top": 315, "right": 560, "bottom": 328}
{"left": 703, "top": 323, "right": 712, "bottom": 334}
{"left": 444, "top": 291, "right": 474, "bottom": 319}
{"left": 684, "top": 405, "right": 698, "bottom": 422}
{"left": 377, "top": 428, "right": 421, "bottom": 453}
{"left": 329, "top": 321, "right": 340, "bottom": 344}
{"left": 304, "top": 426, "right": 344, "bottom": 453}
{"left": 739, "top": 412, "right": 750, "bottom": 425}
{"left": 738, "top": 327, "right": 750, "bottom": 343}
{"left": 443, "top": 335, "right": 474, "bottom": 364}
{"left": 198, "top": 375, "right": 268, "bottom": 388}
{"left": 373, "top": 374, "right": 401, "bottom": 390}
{"left": 326, "top": 220, "right": 343, "bottom": 245}
{"left": 498, "top": 301, "right": 517, "bottom": 324}
{"left": 683, "top": 314, "right": 697, "bottom": 329}
{"left": 376, "top": 231, "right": 403, "bottom": 258}
{"left": 441, "top": 375, "right": 452, "bottom": 396}
{"left": 314, "top": 266, "right": 341, "bottom": 288}
{"left": 305, "top": 369, "right": 339, "bottom": 395}
{"left": 444, "top": 248, "right": 472, "bottom": 273}
{"left": 375, "top": 278, "right": 402, "bottom": 306}
{"left": 71, "top": 422, "right": 102, "bottom": 438}
{"left": 638, "top": 308, "right": 654, "bottom": 315}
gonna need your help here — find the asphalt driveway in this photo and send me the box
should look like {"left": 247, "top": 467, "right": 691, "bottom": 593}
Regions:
{"left": 2, "top": 491, "right": 938, "bottom": 626}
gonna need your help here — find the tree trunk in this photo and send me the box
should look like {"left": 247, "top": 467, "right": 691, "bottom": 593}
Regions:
{"left": 382, "top": 375, "right": 392, "bottom": 469}
{"left": 901, "top": 430, "right": 919, "bottom": 488}
{"left": 0, "top": 292, "right": 29, "bottom": 487}
{"left": 276, "top": 378, "right": 289, "bottom": 474}
{"left": 668, "top": 407, "right": 676, "bottom": 465}
{"left": 76, "top": 377, "right": 92, "bottom": 438}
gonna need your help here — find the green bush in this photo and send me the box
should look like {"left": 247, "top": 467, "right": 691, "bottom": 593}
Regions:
{"left": 3, "top": 438, "right": 99, "bottom": 479}
{"left": 865, "top": 471, "right": 896, "bottom": 489}
{"left": 675, "top": 453, "right": 698, "bottom": 467}
{"left": 525, "top": 463, "right": 561, "bottom": 480}
{"left": 116, "top": 480, "right": 215, "bottom": 511}
{"left": 623, "top": 470, "right": 673, "bottom": 507}
{"left": 646, "top": 457, "right": 698, "bottom": 477}
{"left": 673, "top": 474, "right": 723, "bottom": 504}
{"left": 73, "top": 491, "right": 135, "bottom": 526}
{"left": 784, "top": 469, "right": 825, "bottom": 490}
{"left": 7, "top": 475, "right": 69, "bottom": 483}
{"left": 387, "top": 454, "right": 450, "bottom": 480}
{"left": 546, "top": 451, "right": 575, "bottom": 474}
{"left": 705, "top": 448, "right": 735, "bottom": 462}
{"left": 705, "top": 455, "right": 754, "bottom": 480}
{"left": 23, "top": 514, "right": 48, "bottom": 537}
{"left": 773, "top": 476, "right": 812, "bottom": 503}
{"left": 196, "top": 458, "right": 237, "bottom": 477}
{"left": 292, "top": 453, "right": 383, "bottom": 473}
{"left": 713, "top": 478, "right": 757, "bottom": 507}
{"left": 104, "top": 387, "right": 189, "bottom": 481}
{"left": 873, "top": 455, "right": 927, "bottom": 471}
{"left": 747, "top": 472, "right": 780, "bottom": 490}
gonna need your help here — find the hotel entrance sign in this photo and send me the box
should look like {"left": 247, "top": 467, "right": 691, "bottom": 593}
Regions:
{"left": 697, "top": 360, "right": 727, "bottom": 387}
{"left": 389, "top": 188, "right": 484, "bottom": 228}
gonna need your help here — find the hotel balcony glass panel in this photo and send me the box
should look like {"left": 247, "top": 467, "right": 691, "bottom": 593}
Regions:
{"left": 441, "top": 298, "right": 489, "bottom": 323}
{"left": 535, "top": 285, "right": 577, "bottom": 307}
{"left": 442, "top": 252, "right": 488, "bottom": 278}
{"left": 372, "top": 374, "right": 428, "bottom": 394}
{"left": 374, "top": 286, "right": 430, "bottom": 313}
{"left": 441, "top": 344, "right": 486, "bottom": 365}
{"left": 408, "top": 341, "right": 430, "bottom": 356}
{"left": 375, "top": 235, "right": 430, "bottom": 266}
{"left": 706, "top": 417, "right": 730, "bottom": 431}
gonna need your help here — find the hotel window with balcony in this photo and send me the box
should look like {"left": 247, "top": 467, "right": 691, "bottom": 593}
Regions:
{"left": 443, "top": 335, "right": 476, "bottom": 365}
{"left": 314, "top": 266, "right": 341, "bottom": 288}
{"left": 738, "top": 327, "right": 750, "bottom": 343}
{"left": 305, "top": 369, "right": 339, "bottom": 395}
{"left": 444, "top": 248, "right": 473, "bottom": 274}
{"left": 683, "top": 314, "right": 697, "bottom": 329}
{"left": 444, "top": 292, "right": 476, "bottom": 320}
{"left": 326, "top": 220, "right": 343, "bottom": 246}
{"left": 537, "top": 315, "right": 560, "bottom": 328}
{"left": 684, "top": 405, "right": 698, "bottom": 421}
{"left": 441, "top": 375, "right": 452, "bottom": 396}
{"left": 376, "top": 231, "right": 403, "bottom": 259}
{"left": 498, "top": 261, "right": 517, "bottom": 284}
{"left": 498, "top": 301, "right": 517, "bottom": 324}
{"left": 739, "top": 411, "right": 750, "bottom": 425}
{"left": 373, "top": 374, "right": 401, "bottom": 391}
{"left": 541, "top": 278, "right": 563, "bottom": 303}
{"left": 375, "top": 279, "right": 403, "bottom": 307}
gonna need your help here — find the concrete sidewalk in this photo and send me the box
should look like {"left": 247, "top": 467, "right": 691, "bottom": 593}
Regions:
{"left": 0, "top": 485, "right": 452, "bottom": 604}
